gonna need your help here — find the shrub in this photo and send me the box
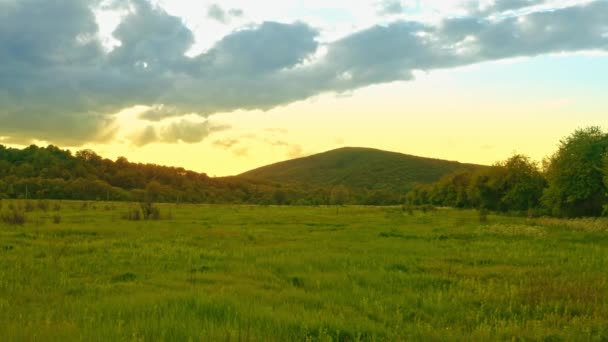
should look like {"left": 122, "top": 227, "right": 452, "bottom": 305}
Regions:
{"left": 37, "top": 200, "right": 50, "bottom": 212}
{"left": 52, "top": 202, "right": 61, "bottom": 211}
{"left": 420, "top": 204, "right": 436, "bottom": 213}
{"left": 140, "top": 201, "right": 161, "bottom": 220}
{"left": 1, "top": 208, "right": 26, "bottom": 225}
{"left": 123, "top": 202, "right": 163, "bottom": 221}
{"left": 24, "top": 201, "right": 35, "bottom": 212}
{"left": 402, "top": 204, "right": 414, "bottom": 215}
{"left": 479, "top": 208, "right": 489, "bottom": 223}
{"left": 111, "top": 272, "right": 137, "bottom": 283}
{"left": 52, "top": 215, "right": 61, "bottom": 224}
{"left": 122, "top": 207, "right": 142, "bottom": 221}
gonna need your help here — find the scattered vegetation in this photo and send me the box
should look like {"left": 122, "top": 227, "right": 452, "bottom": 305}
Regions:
{"left": 1, "top": 206, "right": 26, "bottom": 225}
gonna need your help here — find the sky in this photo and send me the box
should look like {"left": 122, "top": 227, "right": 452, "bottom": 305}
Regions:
{"left": 1, "top": 0, "right": 607, "bottom": 176}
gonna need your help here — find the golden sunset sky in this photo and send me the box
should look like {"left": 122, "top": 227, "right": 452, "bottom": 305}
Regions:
{"left": 2, "top": 0, "right": 607, "bottom": 175}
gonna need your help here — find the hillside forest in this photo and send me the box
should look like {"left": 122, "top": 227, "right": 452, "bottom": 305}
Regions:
{"left": 0, "top": 127, "right": 607, "bottom": 217}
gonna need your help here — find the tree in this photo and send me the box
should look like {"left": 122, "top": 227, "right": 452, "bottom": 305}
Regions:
{"left": 467, "top": 166, "right": 506, "bottom": 211}
{"left": 272, "top": 189, "right": 287, "bottom": 205}
{"left": 498, "top": 154, "right": 546, "bottom": 212}
{"left": 542, "top": 127, "right": 608, "bottom": 217}
{"left": 330, "top": 185, "right": 350, "bottom": 213}
{"left": 330, "top": 186, "right": 350, "bottom": 205}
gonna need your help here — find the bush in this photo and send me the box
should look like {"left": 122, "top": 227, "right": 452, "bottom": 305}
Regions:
{"left": 402, "top": 204, "right": 414, "bottom": 215}
{"left": 420, "top": 204, "right": 436, "bottom": 213}
{"left": 37, "top": 200, "right": 50, "bottom": 212}
{"left": 52, "top": 203, "right": 61, "bottom": 211}
{"left": 479, "top": 208, "right": 489, "bottom": 223}
{"left": 140, "top": 201, "right": 161, "bottom": 220}
{"left": 122, "top": 207, "right": 142, "bottom": 221}
{"left": 24, "top": 201, "right": 35, "bottom": 212}
{"left": 122, "top": 202, "right": 164, "bottom": 221}
{"left": 1, "top": 208, "right": 26, "bottom": 225}
{"left": 52, "top": 215, "right": 61, "bottom": 224}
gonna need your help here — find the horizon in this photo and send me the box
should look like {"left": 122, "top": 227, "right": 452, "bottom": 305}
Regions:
{"left": 1, "top": 0, "right": 607, "bottom": 176}
{"left": 0, "top": 143, "right": 488, "bottom": 177}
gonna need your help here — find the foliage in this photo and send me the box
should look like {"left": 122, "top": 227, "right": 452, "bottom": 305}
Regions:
{"left": 542, "top": 127, "right": 608, "bottom": 217}
{"left": 329, "top": 185, "right": 350, "bottom": 206}
{"left": 241, "top": 147, "right": 483, "bottom": 202}
{"left": 0, "top": 144, "right": 324, "bottom": 205}
{"left": 407, "top": 154, "right": 547, "bottom": 215}
{"left": 1, "top": 206, "right": 26, "bottom": 225}
{"left": 0, "top": 144, "right": 426, "bottom": 205}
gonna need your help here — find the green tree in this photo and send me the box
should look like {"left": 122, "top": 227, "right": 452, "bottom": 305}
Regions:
{"left": 467, "top": 166, "right": 506, "bottom": 211}
{"left": 498, "top": 154, "right": 546, "bottom": 212}
{"left": 542, "top": 127, "right": 608, "bottom": 217}
{"left": 330, "top": 185, "right": 350, "bottom": 213}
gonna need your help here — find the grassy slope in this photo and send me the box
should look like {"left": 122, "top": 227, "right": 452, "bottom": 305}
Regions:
{"left": 1, "top": 201, "right": 607, "bottom": 341}
{"left": 238, "top": 147, "right": 483, "bottom": 192}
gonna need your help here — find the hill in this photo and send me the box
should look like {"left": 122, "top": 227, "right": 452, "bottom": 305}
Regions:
{"left": 239, "top": 147, "right": 484, "bottom": 193}
{"left": 0, "top": 144, "right": 288, "bottom": 204}
{"left": 0, "top": 144, "right": 483, "bottom": 205}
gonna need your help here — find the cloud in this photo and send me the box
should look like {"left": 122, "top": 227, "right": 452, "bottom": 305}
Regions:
{"left": 475, "top": 0, "right": 548, "bottom": 15}
{"left": 228, "top": 8, "right": 244, "bottom": 18}
{"left": 377, "top": 0, "right": 405, "bottom": 15}
{"left": 233, "top": 147, "right": 249, "bottom": 157}
{"left": 207, "top": 4, "right": 227, "bottom": 23}
{"left": 160, "top": 120, "right": 230, "bottom": 144}
{"left": 1, "top": 0, "right": 608, "bottom": 145}
{"left": 287, "top": 145, "right": 306, "bottom": 159}
{"left": 213, "top": 138, "right": 240, "bottom": 149}
{"left": 130, "top": 119, "right": 230, "bottom": 146}
{"left": 207, "top": 4, "right": 244, "bottom": 24}
{"left": 130, "top": 125, "right": 159, "bottom": 146}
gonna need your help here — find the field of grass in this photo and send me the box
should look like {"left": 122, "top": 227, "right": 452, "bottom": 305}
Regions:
{"left": 1, "top": 201, "right": 607, "bottom": 341}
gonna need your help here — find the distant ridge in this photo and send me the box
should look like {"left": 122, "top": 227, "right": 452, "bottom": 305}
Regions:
{"left": 239, "top": 147, "right": 484, "bottom": 192}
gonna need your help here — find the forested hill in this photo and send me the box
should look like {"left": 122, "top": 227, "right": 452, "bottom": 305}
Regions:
{"left": 0, "top": 144, "right": 278, "bottom": 203}
{"left": 0, "top": 144, "right": 481, "bottom": 205}
{"left": 239, "top": 147, "right": 483, "bottom": 193}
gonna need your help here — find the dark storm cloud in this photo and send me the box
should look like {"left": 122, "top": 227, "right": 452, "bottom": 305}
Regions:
{"left": 1, "top": 0, "right": 607, "bottom": 145}
{"left": 0, "top": 0, "right": 113, "bottom": 145}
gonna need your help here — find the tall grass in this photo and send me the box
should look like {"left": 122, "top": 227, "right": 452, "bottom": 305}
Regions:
{"left": 0, "top": 201, "right": 606, "bottom": 341}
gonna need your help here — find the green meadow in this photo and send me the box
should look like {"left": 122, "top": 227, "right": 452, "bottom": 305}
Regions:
{"left": 1, "top": 202, "right": 607, "bottom": 341}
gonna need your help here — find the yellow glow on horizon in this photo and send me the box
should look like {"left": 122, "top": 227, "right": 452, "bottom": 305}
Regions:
{"left": 6, "top": 59, "right": 604, "bottom": 177}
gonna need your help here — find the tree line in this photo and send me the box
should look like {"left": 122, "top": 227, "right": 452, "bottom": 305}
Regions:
{"left": 1, "top": 126, "right": 606, "bottom": 215}
{"left": 405, "top": 127, "right": 608, "bottom": 217}
{"left": 0, "top": 145, "right": 401, "bottom": 205}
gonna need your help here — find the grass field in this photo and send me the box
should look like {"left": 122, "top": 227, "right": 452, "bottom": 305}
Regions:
{"left": 1, "top": 201, "right": 607, "bottom": 341}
